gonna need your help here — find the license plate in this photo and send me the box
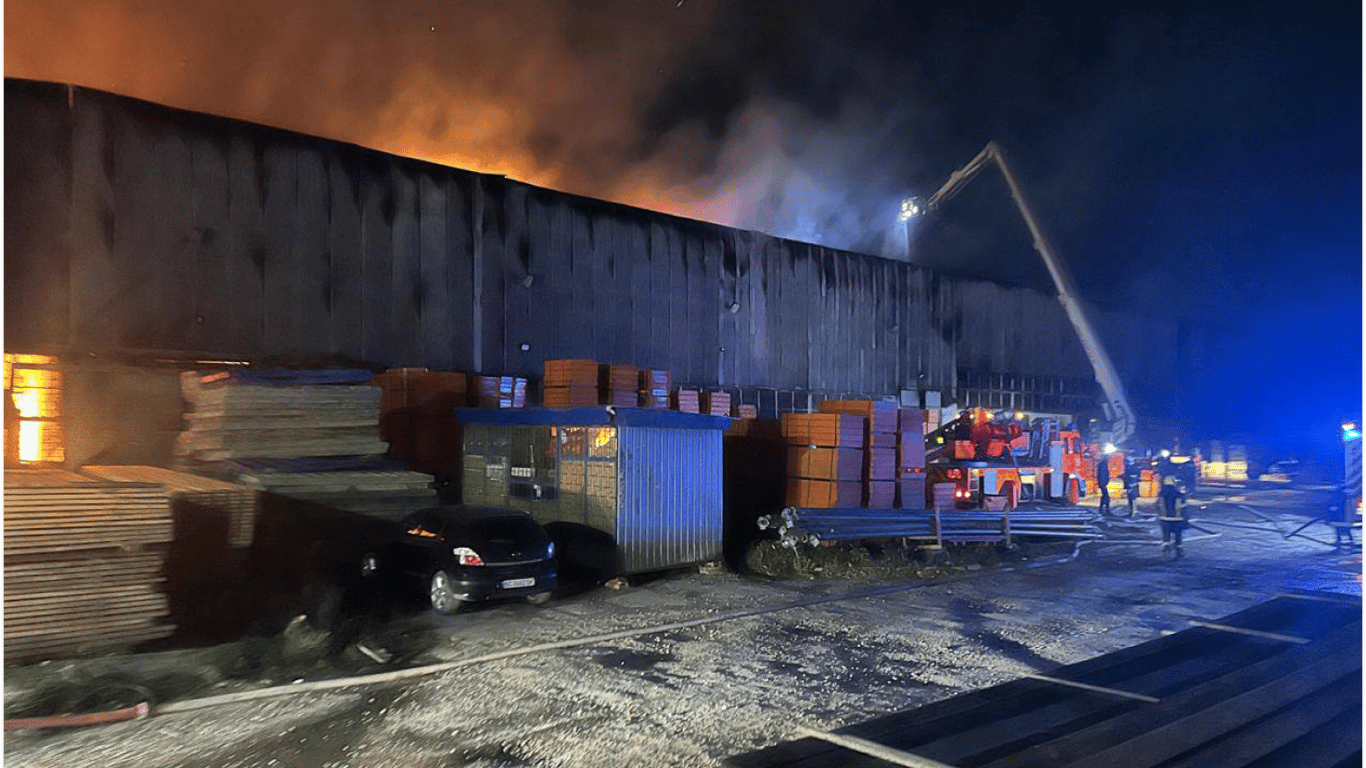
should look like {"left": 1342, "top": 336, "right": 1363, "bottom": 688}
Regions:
{"left": 500, "top": 577, "right": 535, "bottom": 589}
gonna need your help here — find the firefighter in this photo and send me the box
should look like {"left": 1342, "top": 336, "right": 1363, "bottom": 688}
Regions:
{"left": 1097, "top": 451, "right": 1112, "bottom": 515}
{"left": 1123, "top": 459, "right": 1140, "bottom": 517}
{"left": 1157, "top": 475, "right": 1188, "bottom": 558}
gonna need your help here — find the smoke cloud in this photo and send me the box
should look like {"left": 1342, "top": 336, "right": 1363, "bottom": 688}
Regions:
{"left": 5, "top": 0, "right": 925, "bottom": 258}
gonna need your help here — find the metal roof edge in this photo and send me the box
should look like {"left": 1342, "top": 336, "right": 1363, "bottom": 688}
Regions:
{"left": 454, "top": 406, "right": 730, "bottom": 430}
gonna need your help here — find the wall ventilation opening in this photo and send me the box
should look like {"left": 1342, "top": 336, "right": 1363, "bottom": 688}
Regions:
{"left": 4, "top": 353, "right": 65, "bottom": 465}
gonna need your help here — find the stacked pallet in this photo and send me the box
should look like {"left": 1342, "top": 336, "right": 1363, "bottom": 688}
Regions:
{"left": 640, "top": 370, "right": 670, "bottom": 409}
{"left": 543, "top": 359, "right": 600, "bottom": 408}
{"left": 177, "top": 370, "right": 387, "bottom": 461}
{"left": 732, "top": 404, "right": 758, "bottom": 420}
{"left": 81, "top": 465, "right": 258, "bottom": 549}
{"left": 702, "top": 391, "right": 732, "bottom": 417}
{"left": 781, "top": 413, "right": 866, "bottom": 508}
{"left": 673, "top": 388, "right": 701, "bottom": 414}
{"left": 471, "top": 375, "right": 527, "bottom": 409}
{"left": 371, "top": 368, "right": 468, "bottom": 473}
{"left": 819, "top": 401, "right": 897, "bottom": 508}
{"left": 897, "top": 408, "right": 928, "bottom": 510}
{"left": 600, "top": 364, "right": 639, "bottom": 407}
{"left": 4, "top": 471, "right": 174, "bottom": 664}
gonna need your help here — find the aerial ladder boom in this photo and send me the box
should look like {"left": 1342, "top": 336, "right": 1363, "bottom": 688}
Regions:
{"left": 919, "top": 142, "right": 1135, "bottom": 447}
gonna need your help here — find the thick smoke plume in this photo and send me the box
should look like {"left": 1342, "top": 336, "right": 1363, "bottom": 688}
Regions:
{"left": 5, "top": 0, "right": 918, "bottom": 258}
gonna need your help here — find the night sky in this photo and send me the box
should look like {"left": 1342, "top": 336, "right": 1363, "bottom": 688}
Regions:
{"left": 5, "top": 0, "right": 1361, "bottom": 461}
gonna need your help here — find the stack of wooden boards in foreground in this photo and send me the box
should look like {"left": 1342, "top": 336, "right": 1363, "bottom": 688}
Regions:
{"left": 782, "top": 401, "right": 928, "bottom": 510}
{"left": 4, "top": 470, "right": 176, "bottom": 664}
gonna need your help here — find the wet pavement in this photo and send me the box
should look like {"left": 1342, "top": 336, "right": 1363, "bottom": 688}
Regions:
{"left": 4, "top": 484, "right": 1360, "bottom": 768}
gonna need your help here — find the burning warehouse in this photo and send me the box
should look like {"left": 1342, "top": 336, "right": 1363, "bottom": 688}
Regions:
{"left": 4, "top": 79, "right": 1182, "bottom": 471}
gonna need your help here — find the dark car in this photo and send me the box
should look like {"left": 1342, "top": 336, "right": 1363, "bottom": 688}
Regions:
{"left": 380, "top": 505, "right": 557, "bottom": 614}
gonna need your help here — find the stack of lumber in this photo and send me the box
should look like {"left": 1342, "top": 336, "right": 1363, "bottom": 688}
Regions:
{"left": 543, "top": 359, "right": 600, "bottom": 408}
{"left": 4, "top": 471, "right": 174, "bottom": 664}
{"left": 471, "top": 375, "right": 527, "bottom": 409}
{"left": 673, "top": 388, "right": 701, "bottom": 414}
{"left": 599, "top": 364, "right": 639, "bottom": 407}
{"left": 897, "top": 408, "right": 927, "bottom": 510}
{"left": 177, "top": 369, "right": 387, "bottom": 460}
{"left": 81, "top": 465, "right": 258, "bottom": 549}
{"left": 732, "top": 404, "right": 758, "bottom": 419}
{"left": 179, "top": 369, "right": 436, "bottom": 520}
{"left": 640, "top": 370, "right": 671, "bottom": 408}
{"left": 781, "top": 413, "right": 867, "bottom": 508}
{"left": 223, "top": 457, "right": 436, "bottom": 522}
{"left": 702, "top": 391, "right": 732, "bottom": 417}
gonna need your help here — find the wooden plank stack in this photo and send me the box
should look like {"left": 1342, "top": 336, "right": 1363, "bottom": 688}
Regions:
{"left": 227, "top": 463, "right": 436, "bottom": 521}
{"left": 733, "top": 404, "right": 758, "bottom": 419}
{"left": 177, "top": 372, "right": 387, "bottom": 460}
{"left": 543, "top": 359, "right": 600, "bottom": 408}
{"left": 4, "top": 471, "right": 174, "bottom": 664}
{"left": 640, "top": 370, "right": 670, "bottom": 409}
{"left": 179, "top": 370, "right": 437, "bottom": 521}
{"left": 819, "top": 401, "right": 899, "bottom": 509}
{"left": 81, "top": 465, "right": 259, "bottom": 549}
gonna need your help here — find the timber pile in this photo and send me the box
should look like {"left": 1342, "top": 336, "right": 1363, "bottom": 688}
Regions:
{"left": 177, "top": 370, "right": 387, "bottom": 461}
{"left": 226, "top": 459, "right": 436, "bottom": 521}
{"left": 178, "top": 370, "right": 434, "bottom": 521}
{"left": 4, "top": 471, "right": 174, "bottom": 664}
{"left": 80, "top": 465, "right": 259, "bottom": 549}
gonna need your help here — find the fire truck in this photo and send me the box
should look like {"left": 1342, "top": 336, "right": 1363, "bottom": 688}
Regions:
{"left": 924, "top": 408, "right": 1095, "bottom": 510}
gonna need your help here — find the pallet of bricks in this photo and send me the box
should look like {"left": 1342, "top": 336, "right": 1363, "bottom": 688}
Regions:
{"left": 898, "top": 407, "right": 928, "bottom": 510}
{"left": 4, "top": 470, "right": 175, "bottom": 663}
{"left": 373, "top": 368, "right": 469, "bottom": 474}
{"left": 543, "top": 359, "right": 600, "bottom": 408}
{"left": 818, "top": 400, "right": 899, "bottom": 508}
{"left": 640, "top": 369, "right": 670, "bottom": 409}
{"left": 471, "top": 374, "right": 527, "bottom": 409}
{"left": 781, "top": 411, "right": 865, "bottom": 507}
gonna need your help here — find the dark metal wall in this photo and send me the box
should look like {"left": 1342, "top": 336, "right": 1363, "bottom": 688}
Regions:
{"left": 5, "top": 79, "right": 1174, "bottom": 422}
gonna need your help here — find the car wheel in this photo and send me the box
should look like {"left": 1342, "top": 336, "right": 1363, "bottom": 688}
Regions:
{"left": 525, "top": 591, "right": 552, "bottom": 606}
{"left": 429, "top": 570, "right": 463, "bottom": 615}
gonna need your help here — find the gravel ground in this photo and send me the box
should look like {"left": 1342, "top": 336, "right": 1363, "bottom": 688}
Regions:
{"left": 5, "top": 483, "right": 1360, "bottom": 768}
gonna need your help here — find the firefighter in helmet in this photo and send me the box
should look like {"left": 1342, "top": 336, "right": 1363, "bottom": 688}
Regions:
{"left": 1157, "top": 475, "right": 1188, "bottom": 559}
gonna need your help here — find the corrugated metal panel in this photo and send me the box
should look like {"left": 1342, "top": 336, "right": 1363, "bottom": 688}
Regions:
{"left": 617, "top": 425, "right": 723, "bottom": 573}
{"left": 5, "top": 80, "right": 1178, "bottom": 426}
